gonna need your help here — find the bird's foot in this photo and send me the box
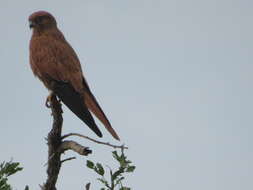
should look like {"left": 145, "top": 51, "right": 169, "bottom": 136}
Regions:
{"left": 45, "top": 92, "right": 55, "bottom": 108}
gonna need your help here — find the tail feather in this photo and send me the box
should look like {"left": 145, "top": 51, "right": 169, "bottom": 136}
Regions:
{"left": 83, "top": 90, "right": 120, "bottom": 140}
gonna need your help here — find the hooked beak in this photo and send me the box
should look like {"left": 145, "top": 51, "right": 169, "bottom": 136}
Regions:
{"left": 29, "top": 20, "right": 35, "bottom": 29}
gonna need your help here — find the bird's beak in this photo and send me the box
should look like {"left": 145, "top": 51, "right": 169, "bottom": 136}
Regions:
{"left": 29, "top": 20, "right": 35, "bottom": 29}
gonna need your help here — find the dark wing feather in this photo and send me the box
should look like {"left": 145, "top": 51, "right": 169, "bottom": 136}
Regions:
{"left": 52, "top": 79, "right": 102, "bottom": 137}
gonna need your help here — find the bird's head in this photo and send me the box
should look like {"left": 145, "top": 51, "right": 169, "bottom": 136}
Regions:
{"left": 28, "top": 11, "right": 57, "bottom": 32}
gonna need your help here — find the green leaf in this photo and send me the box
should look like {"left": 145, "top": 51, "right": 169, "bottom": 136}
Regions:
{"left": 112, "top": 151, "right": 120, "bottom": 161}
{"left": 126, "top": 166, "right": 136, "bottom": 173}
{"left": 119, "top": 161, "right": 127, "bottom": 168}
{"left": 120, "top": 154, "right": 126, "bottom": 161}
{"left": 115, "top": 176, "right": 125, "bottom": 186}
{"left": 0, "top": 178, "right": 11, "bottom": 190}
{"left": 97, "top": 178, "right": 107, "bottom": 185}
{"left": 86, "top": 160, "right": 94, "bottom": 169}
{"left": 120, "top": 187, "right": 131, "bottom": 190}
{"left": 97, "top": 178, "right": 110, "bottom": 188}
{"left": 95, "top": 163, "right": 105, "bottom": 176}
{"left": 6, "top": 163, "right": 23, "bottom": 177}
{"left": 0, "top": 161, "right": 23, "bottom": 177}
{"left": 112, "top": 167, "right": 124, "bottom": 181}
{"left": 109, "top": 169, "right": 113, "bottom": 177}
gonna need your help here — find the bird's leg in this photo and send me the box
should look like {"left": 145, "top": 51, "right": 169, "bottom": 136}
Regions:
{"left": 45, "top": 91, "right": 55, "bottom": 108}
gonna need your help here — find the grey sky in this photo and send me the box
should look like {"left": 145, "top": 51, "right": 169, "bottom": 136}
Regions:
{"left": 0, "top": 0, "right": 252, "bottom": 189}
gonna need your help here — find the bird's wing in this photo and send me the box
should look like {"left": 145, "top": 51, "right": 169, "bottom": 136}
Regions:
{"left": 30, "top": 36, "right": 84, "bottom": 92}
{"left": 52, "top": 78, "right": 103, "bottom": 137}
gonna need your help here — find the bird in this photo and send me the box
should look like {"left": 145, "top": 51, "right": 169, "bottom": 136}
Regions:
{"left": 28, "top": 11, "right": 120, "bottom": 140}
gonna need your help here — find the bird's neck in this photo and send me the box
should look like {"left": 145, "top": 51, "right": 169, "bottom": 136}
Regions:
{"left": 32, "top": 28, "right": 65, "bottom": 41}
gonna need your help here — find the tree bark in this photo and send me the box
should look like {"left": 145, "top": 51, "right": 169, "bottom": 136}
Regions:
{"left": 43, "top": 95, "right": 63, "bottom": 190}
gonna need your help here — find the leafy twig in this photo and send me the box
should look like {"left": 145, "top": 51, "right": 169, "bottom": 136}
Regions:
{"left": 0, "top": 161, "right": 23, "bottom": 190}
{"left": 86, "top": 149, "right": 135, "bottom": 190}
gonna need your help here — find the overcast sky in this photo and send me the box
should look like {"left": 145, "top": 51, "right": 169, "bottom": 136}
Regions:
{"left": 0, "top": 0, "right": 252, "bottom": 190}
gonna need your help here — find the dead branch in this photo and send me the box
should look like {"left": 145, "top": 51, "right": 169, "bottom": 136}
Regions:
{"left": 42, "top": 95, "right": 91, "bottom": 190}
{"left": 60, "top": 140, "right": 91, "bottom": 156}
{"left": 41, "top": 94, "right": 124, "bottom": 190}
{"left": 60, "top": 157, "right": 76, "bottom": 164}
{"left": 42, "top": 95, "right": 63, "bottom": 190}
{"left": 61, "top": 133, "right": 128, "bottom": 149}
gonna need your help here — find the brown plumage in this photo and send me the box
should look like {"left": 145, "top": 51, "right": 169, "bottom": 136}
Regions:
{"left": 28, "top": 11, "right": 120, "bottom": 140}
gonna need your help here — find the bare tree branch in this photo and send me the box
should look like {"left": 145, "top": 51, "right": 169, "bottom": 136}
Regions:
{"left": 60, "top": 157, "right": 76, "bottom": 164}
{"left": 42, "top": 95, "right": 63, "bottom": 190}
{"left": 61, "top": 133, "right": 128, "bottom": 149}
{"left": 42, "top": 95, "right": 92, "bottom": 190}
{"left": 60, "top": 140, "right": 91, "bottom": 156}
{"left": 41, "top": 94, "right": 125, "bottom": 190}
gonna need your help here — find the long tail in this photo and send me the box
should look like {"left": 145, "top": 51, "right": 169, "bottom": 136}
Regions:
{"left": 82, "top": 79, "right": 120, "bottom": 140}
{"left": 84, "top": 91, "right": 120, "bottom": 140}
{"left": 52, "top": 80, "right": 103, "bottom": 137}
